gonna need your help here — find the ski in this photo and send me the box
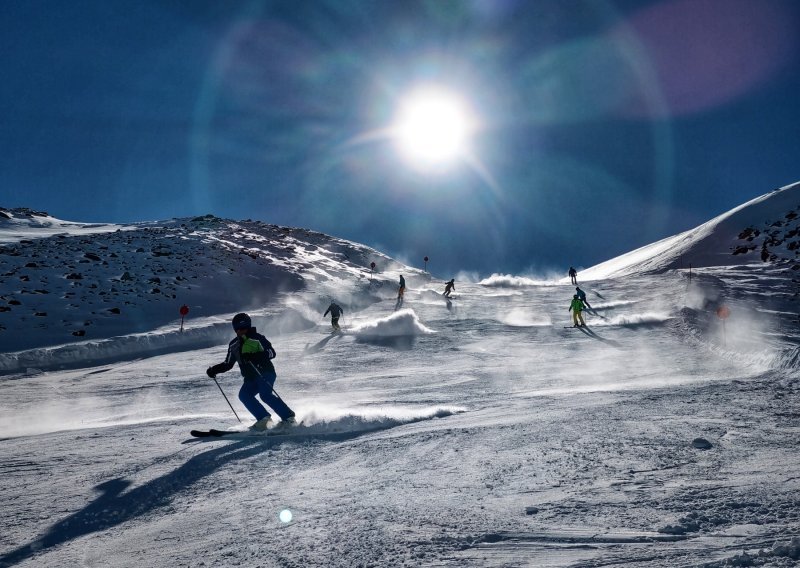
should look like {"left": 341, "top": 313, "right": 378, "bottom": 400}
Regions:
{"left": 190, "top": 429, "right": 240, "bottom": 438}
{"left": 190, "top": 425, "right": 301, "bottom": 438}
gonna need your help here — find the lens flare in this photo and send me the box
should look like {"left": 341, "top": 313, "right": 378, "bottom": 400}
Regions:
{"left": 392, "top": 87, "right": 476, "bottom": 168}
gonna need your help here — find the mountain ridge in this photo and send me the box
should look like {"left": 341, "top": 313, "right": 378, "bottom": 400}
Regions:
{"left": 2, "top": 181, "right": 798, "bottom": 367}
{"left": 580, "top": 181, "right": 800, "bottom": 279}
{"left": 0, "top": 211, "right": 422, "bottom": 359}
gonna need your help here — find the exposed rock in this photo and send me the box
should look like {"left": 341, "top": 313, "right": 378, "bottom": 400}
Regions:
{"left": 692, "top": 437, "right": 713, "bottom": 450}
{"left": 0, "top": 246, "right": 21, "bottom": 256}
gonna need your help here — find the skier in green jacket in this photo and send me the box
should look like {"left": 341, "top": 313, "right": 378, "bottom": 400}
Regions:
{"left": 568, "top": 295, "right": 586, "bottom": 327}
{"left": 206, "top": 313, "right": 296, "bottom": 430}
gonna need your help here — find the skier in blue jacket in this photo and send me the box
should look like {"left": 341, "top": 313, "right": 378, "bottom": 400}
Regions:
{"left": 575, "top": 286, "right": 592, "bottom": 310}
{"left": 206, "top": 313, "right": 295, "bottom": 430}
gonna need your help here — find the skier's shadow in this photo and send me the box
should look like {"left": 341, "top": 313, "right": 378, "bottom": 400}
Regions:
{"left": 0, "top": 439, "right": 291, "bottom": 567}
{"left": 303, "top": 332, "right": 341, "bottom": 354}
{"left": 578, "top": 325, "right": 622, "bottom": 347}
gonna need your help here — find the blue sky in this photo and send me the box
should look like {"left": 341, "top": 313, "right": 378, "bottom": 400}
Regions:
{"left": 2, "top": 0, "right": 799, "bottom": 277}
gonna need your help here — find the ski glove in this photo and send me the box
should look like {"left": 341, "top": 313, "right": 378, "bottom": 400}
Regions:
{"left": 206, "top": 367, "right": 217, "bottom": 379}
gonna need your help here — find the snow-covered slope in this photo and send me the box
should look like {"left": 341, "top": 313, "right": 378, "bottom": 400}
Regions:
{"left": 1, "top": 201, "right": 799, "bottom": 567}
{"left": 0, "top": 209, "right": 426, "bottom": 368}
{"left": 1, "top": 261, "right": 798, "bottom": 567}
{"left": 579, "top": 181, "right": 800, "bottom": 280}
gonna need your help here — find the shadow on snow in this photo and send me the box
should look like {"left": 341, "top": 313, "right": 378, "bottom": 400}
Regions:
{"left": 0, "top": 431, "right": 366, "bottom": 567}
{"left": 578, "top": 325, "right": 623, "bottom": 348}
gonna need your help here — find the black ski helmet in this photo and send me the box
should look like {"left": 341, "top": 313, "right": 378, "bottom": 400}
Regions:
{"left": 232, "top": 312, "right": 252, "bottom": 330}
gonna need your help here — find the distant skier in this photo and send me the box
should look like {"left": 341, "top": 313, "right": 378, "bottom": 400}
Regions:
{"left": 396, "top": 274, "right": 406, "bottom": 310}
{"left": 443, "top": 279, "right": 455, "bottom": 297}
{"left": 324, "top": 300, "right": 344, "bottom": 331}
{"left": 568, "top": 266, "right": 578, "bottom": 285}
{"left": 568, "top": 294, "right": 586, "bottom": 327}
{"left": 575, "top": 286, "right": 592, "bottom": 310}
{"left": 206, "top": 313, "right": 296, "bottom": 431}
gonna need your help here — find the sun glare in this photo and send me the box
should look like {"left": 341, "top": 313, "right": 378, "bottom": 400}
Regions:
{"left": 393, "top": 87, "right": 475, "bottom": 168}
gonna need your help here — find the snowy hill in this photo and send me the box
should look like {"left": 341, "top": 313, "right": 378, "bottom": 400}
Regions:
{"left": 0, "top": 208, "right": 426, "bottom": 370}
{"left": 1, "top": 194, "right": 800, "bottom": 567}
{"left": 578, "top": 181, "right": 800, "bottom": 280}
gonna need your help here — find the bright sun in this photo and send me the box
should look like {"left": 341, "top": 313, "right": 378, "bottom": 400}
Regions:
{"left": 392, "top": 87, "right": 475, "bottom": 168}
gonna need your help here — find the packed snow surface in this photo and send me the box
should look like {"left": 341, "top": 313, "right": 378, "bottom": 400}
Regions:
{"left": 1, "top": 186, "right": 799, "bottom": 567}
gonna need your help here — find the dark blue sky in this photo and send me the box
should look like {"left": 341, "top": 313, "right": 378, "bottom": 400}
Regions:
{"left": 2, "top": 0, "right": 799, "bottom": 277}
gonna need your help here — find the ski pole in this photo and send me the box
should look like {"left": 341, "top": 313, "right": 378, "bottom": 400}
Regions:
{"left": 213, "top": 377, "right": 242, "bottom": 423}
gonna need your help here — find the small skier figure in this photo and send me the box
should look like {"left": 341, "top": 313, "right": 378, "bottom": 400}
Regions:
{"left": 206, "top": 313, "right": 296, "bottom": 431}
{"left": 575, "top": 286, "right": 592, "bottom": 310}
{"left": 568, "top": 266, "right": 578, "bottom": 285}
{"left": 395, "top": 274, "right": 406, "bottom": 310}
{"left": 568, "top": 294, "right": 586, "bottom": 327}
{"left": 443, "top": 279, "right": 455, "bottom": 297}
{"left": 324, "top": 300, "right": 344, "bottom": 331}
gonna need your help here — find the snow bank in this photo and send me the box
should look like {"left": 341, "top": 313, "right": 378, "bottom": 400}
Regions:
{"left": 592, "top": 312, "right": 673, "bottom": 327}
{"left": 0, "top": 309, "right": 317, "bottom": 374}
{"left": 0, "top": 325, "right": 230, "bottom": 374}
{"left": 479, "top": 274, "right": 557, "bottom": 287}
{"left": 349, "top": 309, "right": 435, "bottom": 338}
{"left": 592, "top": 299, "right": 640, "bottom": 310}
{"left": 293, "top": 404, "right": 465, "bottom": 434}
{"left": 499, "top": 308, "right": 552, "bottom": 327}
{"left": 418, "top": 289, "right": 452, "bottom": 302}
